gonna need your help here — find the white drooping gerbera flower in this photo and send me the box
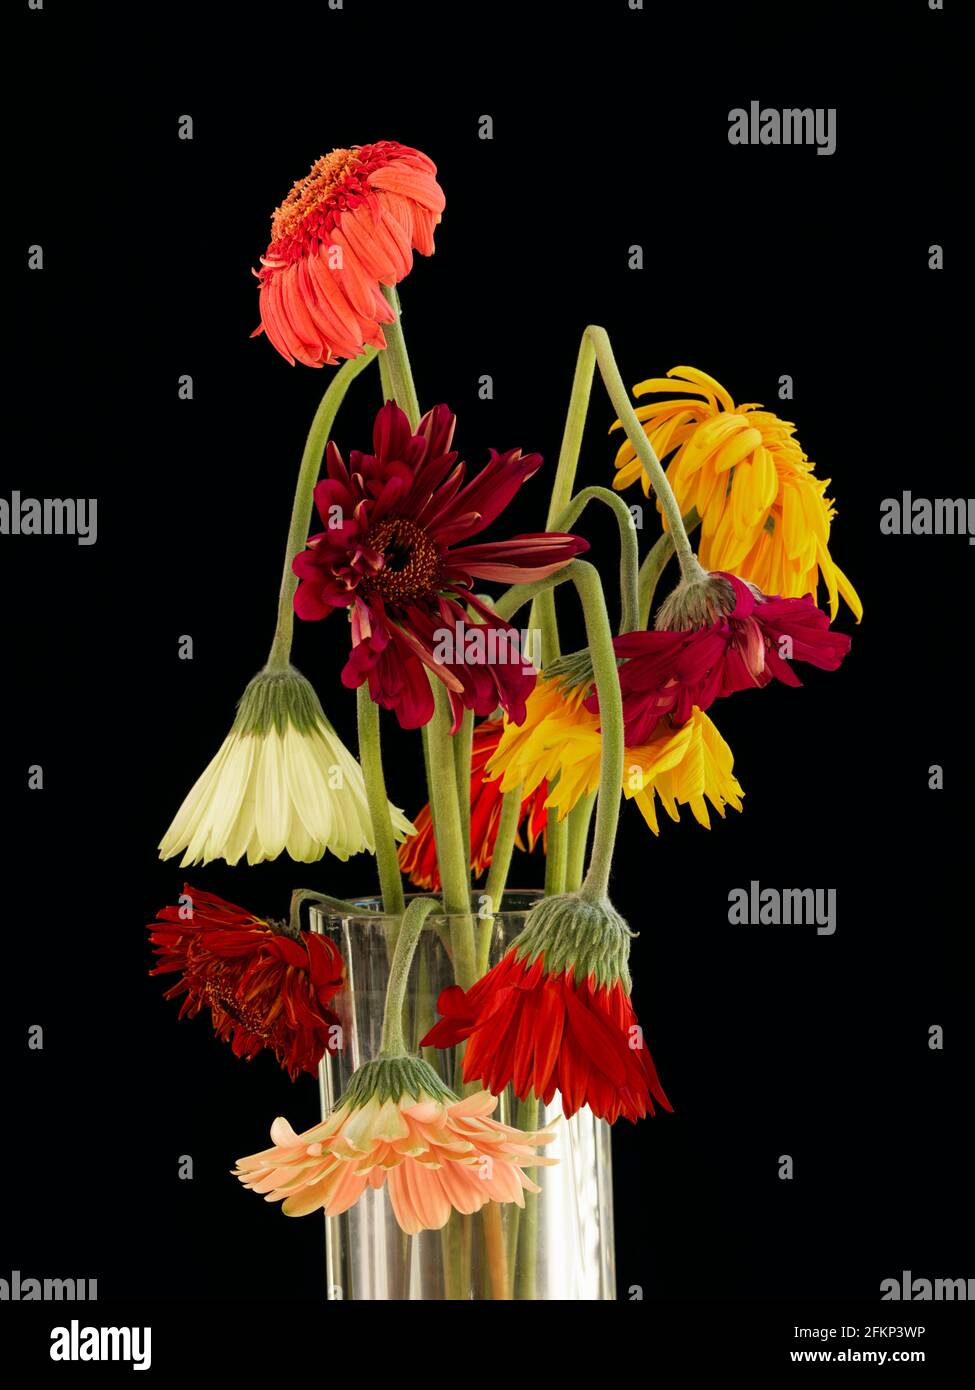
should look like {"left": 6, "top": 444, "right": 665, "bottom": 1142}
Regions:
{"left": 159, "top": 666, "right": 414, "bottom": 866}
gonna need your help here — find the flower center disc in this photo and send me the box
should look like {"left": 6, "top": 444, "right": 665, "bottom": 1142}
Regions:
{"left": 366, "top": 518, "right": 443, "bottom": 602}
{"left": 271, "top": 148, "right": 362, "bottom": 242}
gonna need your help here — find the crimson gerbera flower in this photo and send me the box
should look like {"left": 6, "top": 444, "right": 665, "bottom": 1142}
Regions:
{"left": 253, "top": 142, "right": 445, "bottom": 367}
{"left": 398, "top": 716, "right": 549, "bottom": 890}
{"left": 147, "top": 886, "right": 345, "bottom": 1079}
{"left": 593, "top": 570, "right": 851, "bottom": 745}
{"left": 421, "top": 894, "right": 671, "bottom": 1123}
{"left": 293, "top": 401, "right": 589, "bottom": 730}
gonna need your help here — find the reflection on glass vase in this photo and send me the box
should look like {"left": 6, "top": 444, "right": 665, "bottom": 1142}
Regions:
{"left": 311, "top": 891, "right": 616, "bottom": 1301}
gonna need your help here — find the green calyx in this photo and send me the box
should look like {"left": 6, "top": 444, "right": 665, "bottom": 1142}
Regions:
{"left": 338, "top": 1055, "right": 456, "bottom": 1110}
{"left": 512, "top": 891, "right": 635, "bottom": 993}
{"left": 545, "top": 648, "right": 596, "bottom": 697}
{"left": 231, "top": 665, "right": 329, "bottom": 738}
{"left": 654, "top": 570, "right": 734, "bottom": 632}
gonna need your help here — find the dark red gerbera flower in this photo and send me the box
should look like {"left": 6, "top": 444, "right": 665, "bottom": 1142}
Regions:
{"left": 591, "top": 570, "right": 851, "bottom": 744}
{"left": 398, "top": 716, "right": 549, "bottom": 890}
{"left": 421, "top": 894, "right": 671, "bottom": 1124}
{"left": 293, "top": 401, "right": 588, "bottom": 730}
{"left": 147, "top": 885, "right": 345, "bottom": 1079}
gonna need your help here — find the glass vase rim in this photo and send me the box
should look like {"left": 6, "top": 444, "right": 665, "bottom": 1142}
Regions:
{"left": 309, "top": 887, "right": 543, "bottom": 928}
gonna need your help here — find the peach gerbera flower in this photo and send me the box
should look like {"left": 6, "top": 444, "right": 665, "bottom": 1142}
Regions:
{"left": 253, "top": 141, "right": 445, "bottom": 367}
{"left": 234, "top": 1058, "right": 558, "bottom": 1235}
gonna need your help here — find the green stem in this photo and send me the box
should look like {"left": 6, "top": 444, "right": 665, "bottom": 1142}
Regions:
{"left": 453, "top": 708, "right": 473, "bottom": 884}
{"left": 427, "top": 681, "right": 477, "bottom": 990}
{"left": 565, "top": 791, "right": 596, "bottom": 894}
{"left": 478, "top": 785, "right": 522, "bottom": 976}
{"left": 585, "top": 325, "right": 702, "bottom": 584}
{"left": 514, "top": 1095, "right": 540, "bottom": 1300}
{"left": 378, "top": 896, "right": 438, "bottom": 1056}
{"left": 379, "top": 286, "right": 420, "bottom": 430}
{"left": 266, "top": 348, "right": 378, "bottom": 672}
{"left": 638, "top": 506, "right": 702, "bottom": 629}
{"left": 544, "top": 808, "right": 568, "bottom": 896}
{"left": 356, "top": 686, "right": 406, "bottom": 920}
{"left": 288, "top": 889, "right": 361, "bottom": 936}
{"left": 553, "top": 485, "right": 640, "bottom": 635}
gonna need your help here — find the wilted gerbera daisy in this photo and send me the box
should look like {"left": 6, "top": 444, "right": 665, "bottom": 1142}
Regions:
{"left": 293, "top": 401, "right": 588, "bottom": 730}
{"left": 486, "top": 678, "right": 744, "bottom": 833}
{"left": 398, "top": 716, "right": 548, "bottom": 890}
{"left": 422, "top": 895, "right": 671, "bottom": 1124}
{"left": 597, "top": 570, "right": 852, "bottom": 745}
{"left": 253, "top": 141, "right": 445, "bottom": 367}
{"left": 159, "top": 665, "right": 414, "bottom": 866}
{"left": 147, "top": 886, "right": 345, "bottom": 1079}
{"left": 234, "top": 1056, "right": 557, "bottom": 1233}
{"left": 610, "top": 366, "right": 862, "bottom": 621}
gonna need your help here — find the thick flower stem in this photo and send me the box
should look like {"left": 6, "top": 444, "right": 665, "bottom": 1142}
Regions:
{"left": 544, "top": 810, "right": 568, "bottom": 896}
{"left": 584, "top": 325, "right": 703, "bottom": 584}
{"left": 514, "top": 1095, "right": 540, "bottom": 1300}
{"left": 427, "top": 681, "right": 477, "bottom": 990}
{"left": 288, "top": 889, "right": 361, "bottom": 936}
{"left": 379, "top": 285, "right": 420, "bottom": 430}
{"left": 554, "top": 485, "right": 641, "bottom": 635}
{"left": 356, "top": 686, "right": 406, "bottom": 920}
{"left": 482, "top": 1203, "right": 510, "bottom": 1301}
{"left": 638, "top": 506, "right": 702, "bottom": 628}
{"left": 565, "top": 791, "right": 597, "bottom": 893}
{"left": 378, "top": 896, "right": 439, "bottom": 1056}
{"left": 568, "top": 560, "right": 625, "bottom": 903}
{"left": 453, "top": 708, "right": 473, "bottom": 883}
{"left": 477, "top": 786, "right": 522, "bottom": 976}
{"left": 266, "top": 348, "right": 378, "bottom": 673}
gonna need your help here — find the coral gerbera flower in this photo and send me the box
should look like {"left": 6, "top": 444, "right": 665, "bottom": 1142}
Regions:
{"left": 293, "top": 401, "right": 588, "bottom": 730}
{"left": 596, "top": 570, "right": 852, "bottom": 745}
{"left": 147, "top": 885, "right": 345, "bottom": 1079}
{"left": 422, "top": 895, "right": 671, "bottom": 1123}
{"left": 610, "top": 366, "right": 862, "bottom": 621}
{"left": 398, "top": 716, "right": 548, "bottom": 890}
{"left": 253, "top": 142, "right": 445, "bottom": 368}
{"left": 159, "top": 666, "right": 414, "bottom": 866}
{"left": 485, "top": 679, "right": 744, "bottom": 834}
{"left": 234, "top": 1057, "right": 558, "bottom": 1234}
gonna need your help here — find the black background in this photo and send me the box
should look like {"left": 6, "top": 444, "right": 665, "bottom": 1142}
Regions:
{"left": 6, "top": 0, "right": 971, "bottom": 1328}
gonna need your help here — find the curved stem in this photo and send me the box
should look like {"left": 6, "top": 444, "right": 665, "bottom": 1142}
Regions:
{"left": 379, "top": 896, "right": 439, "bottom": 1056}
{"left": 585, "top": 325, "right": 703, "bottom": 584}
{"left": 565, "top": 791, "right": 596, "bottom": 894}
{"left": 356, "top": 686, "right": 406, "bottom": 919}
{"left": 638, "top": 506, "right": 702, "bottom": 628}
{"left": 379, "top": 285, "right": 420, "bottom": 430}
{"left": 289, "top": 888, "right": 361, "bottom": 935}
{"left": 564, "top": 560, "right": 624, "bottom": 903}
{"left": 266, "top": 348, "right": 378, "bottom": 671}
{"left": 554, "top": 485, "right": 640, "bottom": 635}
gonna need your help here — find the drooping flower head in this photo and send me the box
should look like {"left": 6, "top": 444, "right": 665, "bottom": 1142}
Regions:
{"left": 422, "top": 894, "right": 671, "bottom": 1124}
{"left": 147, "top": 886, "right": 345, "bottom": 1079}
{"left": 234, "top": 1056, "right": 558, "bottom": 1234}
{"left": 293, "top": 401, "right": 589, "bottom": 730}
{"left": 253, "top": 142, "right": 445, "bottom": 367}
{"left": 601, "top": 570, "right": 852, "bottom": 745}
{"left": 611, "top": 366, "right": 862, "bottom": 621}
{"left": 486, "top": 677, "right": 744, "bottom": 835}
{"left": 159, "top": 665, "right": 414, "bottom": 866}
{"left": 398, "top": 716, "right": 549, "bottom": 890}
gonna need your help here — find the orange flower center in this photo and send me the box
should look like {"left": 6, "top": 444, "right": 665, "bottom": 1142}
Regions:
{"left": 271, "top": 149, "right": 363, "bottom": 242}
{"left": 366, "top": 518, "right": 443, "bottom": 603}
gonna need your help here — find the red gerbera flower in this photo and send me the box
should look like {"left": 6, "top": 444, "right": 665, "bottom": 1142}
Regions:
{"left": 147, "top": 885, "right": 345, "bottom": 1079}
{"left": 253, "top": 141, "right": 445, "bottom": 367}
{"left": 293, "top": 401, "right": 589, "bottom": 730}
{"left": 398, "top": 716, "right": 549, "bottom": 890}
{"left": 593, "top": 570, "right": 851, "bottom": 744}
{"left": 421, "top": 894, "right": 671, "bottom": 1124}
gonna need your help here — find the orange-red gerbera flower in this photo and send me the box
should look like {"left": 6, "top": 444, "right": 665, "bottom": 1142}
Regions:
{"left": 398, "top": 717, "right": 549, "bottom": 890}
{"left": 147, "top": 886, "right": 345, "bottom": 1079}
{"left": 253, "top": 141, "right": 445, "bottom": 367}
{"left": 422, "top": 894, "right": 672, "bottom": 1124}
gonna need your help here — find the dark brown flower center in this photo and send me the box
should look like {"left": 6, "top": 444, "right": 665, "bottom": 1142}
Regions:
{"left": 366, "top": 518, "right": 443, "bottom": 602}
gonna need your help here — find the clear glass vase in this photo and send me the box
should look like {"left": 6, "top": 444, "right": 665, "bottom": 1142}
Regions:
{"left": 311, "top": 891, "right": 616, "bottom": 1301}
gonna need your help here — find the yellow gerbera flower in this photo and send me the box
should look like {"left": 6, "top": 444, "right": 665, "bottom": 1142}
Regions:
{"left": 610, "top": 366, "right": 862, "bottom": 622}
{"left": 485, "top": 680, "right": 744, "bottom": 834}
